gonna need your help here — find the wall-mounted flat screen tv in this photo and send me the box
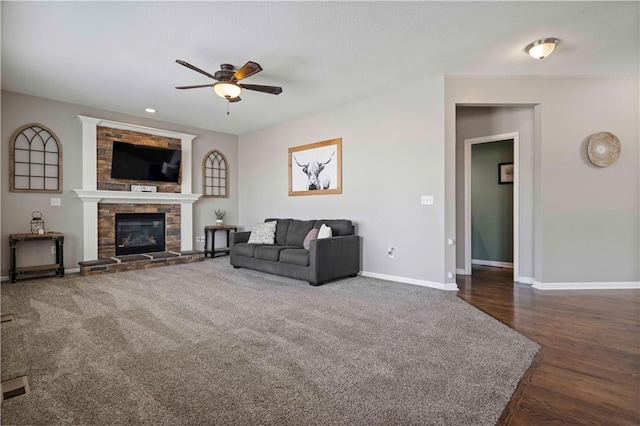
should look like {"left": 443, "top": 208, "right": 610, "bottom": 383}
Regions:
{"left": 110, "top": 141, "right": 182, "bottom": 183}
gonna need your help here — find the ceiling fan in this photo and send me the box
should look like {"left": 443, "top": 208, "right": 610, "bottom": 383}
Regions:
{"left": 175, "top": 60, "right": 283, "bottom": 105}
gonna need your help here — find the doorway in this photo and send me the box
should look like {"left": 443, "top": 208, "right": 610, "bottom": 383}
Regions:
{"left": 464, "top": 132, "right": 519, "bottom": 281}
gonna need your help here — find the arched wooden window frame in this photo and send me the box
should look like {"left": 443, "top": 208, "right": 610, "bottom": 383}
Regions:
{"left": 203, "top": 150, "right": 229, "bottom": 198}
{"left": 10, "top": 123, "right": 63, "bottom": 193}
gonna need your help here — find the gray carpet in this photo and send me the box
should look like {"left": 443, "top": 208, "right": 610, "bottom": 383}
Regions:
{"left": 1, "top": 259, "right": 539, "bottom": 425}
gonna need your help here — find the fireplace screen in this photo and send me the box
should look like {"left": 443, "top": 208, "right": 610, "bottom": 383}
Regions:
{"left": 115, "top": 213, "right": 166, "bottom": 256}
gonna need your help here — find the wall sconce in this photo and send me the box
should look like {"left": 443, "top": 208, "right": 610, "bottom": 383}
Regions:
{"left": 525, "top": 38, "right": 560, "bottom": 59}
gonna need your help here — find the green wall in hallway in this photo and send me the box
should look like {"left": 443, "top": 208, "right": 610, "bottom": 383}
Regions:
{"left": 471, "top": 140, "right": 514, "bottom": 263}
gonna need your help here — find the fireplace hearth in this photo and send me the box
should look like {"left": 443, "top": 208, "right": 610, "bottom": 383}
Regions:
{"left": 115, "top": 213, "right": 166, "bottom": 256}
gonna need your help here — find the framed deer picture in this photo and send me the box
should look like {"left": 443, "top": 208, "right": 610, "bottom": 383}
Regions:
{"left": 289, "top": 138, "right": 342, "bottom": 196}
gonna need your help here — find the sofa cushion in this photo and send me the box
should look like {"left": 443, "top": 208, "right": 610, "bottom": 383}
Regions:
{"left": 248, "top": 221, "right": 277, "bottom": 244}
{"left": 234, "top": 243, "right": 261, "bottom": 258}
{"left": 285, "top": 220, "right": 315, "bottom": 247}
{"left": 279, "top": 248, "right": 310, "bottom": 267}
{"left": 314, "top": 220, "right": 353, "bottom": 236}
{"left": 317, "top": 224, "right": 332, "bottom": 239}
{"left": 254, "top": 245, "right": 298, "bottom": 262}
{"left": 303, "top": 228, "right": 319, "bottom": 250}
{"left": 265, "top": 218, "right": 292, "bottom": 246}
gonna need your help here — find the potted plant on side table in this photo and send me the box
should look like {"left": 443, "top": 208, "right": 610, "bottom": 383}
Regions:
{"left": 215, "top": 209, "right": 226, "bottom": 225}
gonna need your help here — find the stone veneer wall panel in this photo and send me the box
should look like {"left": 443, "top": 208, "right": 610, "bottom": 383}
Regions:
{"left": 98, "top": 204, "right": 181, "bottom": 258}
{"left": 97, "top": 126, "right": 182, "bottom": 193}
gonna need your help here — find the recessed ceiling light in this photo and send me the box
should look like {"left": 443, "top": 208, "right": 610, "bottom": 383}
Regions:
{"left": 145, "top": 108, "right": 156, "bottom": 113}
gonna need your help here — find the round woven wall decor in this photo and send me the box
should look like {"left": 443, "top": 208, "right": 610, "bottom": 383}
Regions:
{"left": 587, "top": 132, "right": 621, "bottom": 167}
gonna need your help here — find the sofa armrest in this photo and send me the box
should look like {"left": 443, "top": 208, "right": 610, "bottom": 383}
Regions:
{"left": 308, "top": 235, "right": 360, "bottom": 285}
{"left": 230, "top": 231, "right": 251, "bottom": 249}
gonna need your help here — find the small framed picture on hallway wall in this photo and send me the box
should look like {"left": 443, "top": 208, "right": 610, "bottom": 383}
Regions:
{"left": 499, "top": 162, "right": 514, "bottom": 184}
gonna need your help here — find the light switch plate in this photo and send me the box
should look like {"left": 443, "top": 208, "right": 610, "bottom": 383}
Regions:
{"left": 50, "top": 198, "right": 61, "bottom": 206}
{"left": 421, "top": 195, "right": 434, "bottom": 205}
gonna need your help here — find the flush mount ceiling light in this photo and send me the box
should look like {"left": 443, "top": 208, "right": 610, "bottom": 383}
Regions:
{"left": 145, "top": 108, "right": 156, "bottom": 113}
{"left": 525, "top": 38, "right": 560, "bottom": 59}
{"left": 213, "top": 82, "right": 242, "bottom": 100}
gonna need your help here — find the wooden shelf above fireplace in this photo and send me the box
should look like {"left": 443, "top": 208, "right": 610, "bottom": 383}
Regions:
{"left": 72, "top": 189, "right": 201, "bottom": 205}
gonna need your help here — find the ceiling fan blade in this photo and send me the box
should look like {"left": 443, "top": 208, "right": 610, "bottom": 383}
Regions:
{"left": 229, "top": 96, "right": 242, "bottom": 103}
{"left": 239, "top": 83, "right": 283, "bottom": 95}
{"left": 232, "top": 61, "right": 262, "bottom": 81}
{"left": 175, "top": 84, "right": 215, "bottom": 89}
{"left": 176, "top": 60, "right": 216, "bottom": 80}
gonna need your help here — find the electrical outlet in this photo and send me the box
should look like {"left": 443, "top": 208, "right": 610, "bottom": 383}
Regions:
{"left": 388, "top": 247, "right": 394, "bottom": 258}
{"left": 50, "top": 198, "right": 61, "bottom": 206}
{"left": 51, "top": 246, "right": 56, "bottom": 254}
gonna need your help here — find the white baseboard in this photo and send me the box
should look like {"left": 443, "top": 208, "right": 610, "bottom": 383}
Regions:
{"left": 532, "top": 281, "right": 640, "bottom": 290}
{"left": 456, "top": 268, "right": 467, "bottom": 276}
{"left": 517, "top": 276, "right": 534, "bottom": 285}
{"left": 361, "top": 271, "right": 458, "bottom": 291}
{"left": 471, "top": 259, "right": 513, "bottom": 269}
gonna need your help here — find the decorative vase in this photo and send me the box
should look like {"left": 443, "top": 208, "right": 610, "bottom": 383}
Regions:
{"left": 216, "top": 219, "right": 223, "bottom": 225}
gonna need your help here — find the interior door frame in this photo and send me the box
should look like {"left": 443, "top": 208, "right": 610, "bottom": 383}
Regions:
{"left": 464, "top": 132, "right": 519, "bottom": 281}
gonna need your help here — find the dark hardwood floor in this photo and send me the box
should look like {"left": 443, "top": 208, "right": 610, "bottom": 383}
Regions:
{"left": 457, "top": 266, "right": 640, "bottom": 425}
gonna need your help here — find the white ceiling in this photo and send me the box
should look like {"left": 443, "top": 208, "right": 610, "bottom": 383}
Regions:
{"left": 2, "top": 1, "right": 638, "bottom": 135}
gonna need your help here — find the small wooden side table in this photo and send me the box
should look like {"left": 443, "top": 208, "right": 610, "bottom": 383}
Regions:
{"left": 9, "top": 232, "right": 65, "bottom": 283}
{"left": 204, "top": 225, "right": 237, "bottom": 258}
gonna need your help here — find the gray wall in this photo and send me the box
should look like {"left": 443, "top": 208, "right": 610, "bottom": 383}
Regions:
{"left": 446, "top": 77, "right": 639, "bottom": 284}
{"left": 1, "top": 90, "right": 239, "bottom": 277}
{"left": 4, "top": 76, "right": 637, "bottom": 287}
{"left": 239, "top": 78, "right": 450, "bottom": 286}
{"left": 471, "top": 140, "right": 514, "bottom": 263}
{"left": 455, "top": 106, "right": 535, "bottom": 279}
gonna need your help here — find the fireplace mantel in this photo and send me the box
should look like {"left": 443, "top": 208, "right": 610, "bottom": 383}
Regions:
{"left": 73, "top": 190, "right": 201, "bottom": 205}
{"left": 74, "top": 116, "right": 201, "bottom": 261}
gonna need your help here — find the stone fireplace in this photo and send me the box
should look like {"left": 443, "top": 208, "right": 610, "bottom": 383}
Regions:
{"left": 98, "top": 204, "right": 180, "bottom": 258}
{"left": 114, "top": 212, "right": 166, "bottom": 256}
{"left": 73, "top": 116, "right": 201, "bottom": 261}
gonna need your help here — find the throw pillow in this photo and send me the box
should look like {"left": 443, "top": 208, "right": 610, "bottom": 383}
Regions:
{"left": 317, "top": 224, "right": 332, "bottom": 239}
{"left": 247, "top": 221, "right": 277, "bottom": 244}
{"left": 303, "top": 228, "right": 319, "bottom": 250}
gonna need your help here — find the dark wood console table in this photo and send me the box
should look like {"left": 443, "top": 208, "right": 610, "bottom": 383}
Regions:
{"left": 9, "top": 232, "right": 65, "bottom": 283}
{"left": 204, "top": 225, "right": 237, "bottom": 258}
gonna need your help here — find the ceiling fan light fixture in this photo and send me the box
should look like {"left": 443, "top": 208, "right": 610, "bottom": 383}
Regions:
{"left": 525, "top": 38, "right": 559, "bottom": 59}
{"left": 213, "top": 82, "right": 242, "bottom": 99}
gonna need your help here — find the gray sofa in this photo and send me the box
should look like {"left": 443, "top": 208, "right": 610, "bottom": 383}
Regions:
{"left": 230, "top": 218, "right": 360, "bottom": 286}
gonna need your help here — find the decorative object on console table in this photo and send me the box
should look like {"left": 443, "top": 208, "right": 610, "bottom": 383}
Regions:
{"left": 204, "top": 224, "right": 237, "bottom": 258}
{"left": 214, "top": 209, "right": 226, "bottom": 224}
{"left": 9, "top": 232, "right": 64, "bottom": 283}
{"left": 289, "top": 138, "right": 342, "bottom": 196}
{"left": 30, "top": 211, "right": 45, "bottom": 234}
